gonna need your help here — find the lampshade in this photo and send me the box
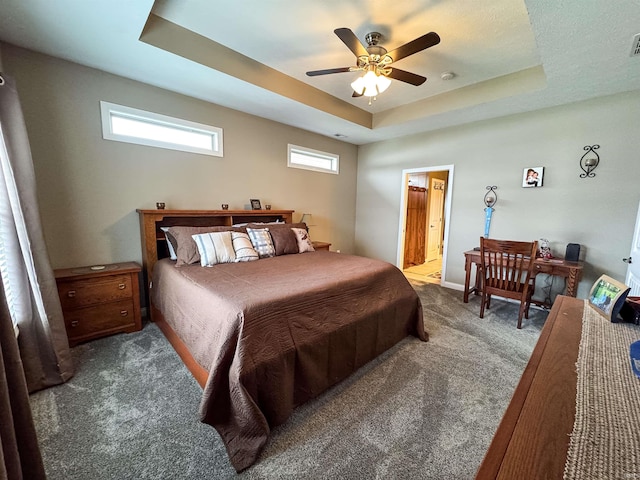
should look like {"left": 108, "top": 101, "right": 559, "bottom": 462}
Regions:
{"left": 351, "top": 71, "right": 391, "bottom": 97}
{"left": 300, "top": 213, "right": 313, "bottom": 226}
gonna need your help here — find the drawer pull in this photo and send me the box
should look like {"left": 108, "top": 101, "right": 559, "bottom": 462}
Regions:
{"left": 67, "top": 290, "right": 76, "bottom": 297}
{"left": 71, "top": 320, "right": 79, "bottom": 327}
{"left": 118, "top": 283, "right": 126, "bottom": 290}
{"left": 120, "top": 310, "right": 129, "bottom": 317}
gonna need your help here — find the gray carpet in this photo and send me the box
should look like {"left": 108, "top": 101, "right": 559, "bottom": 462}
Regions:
{"left": 29, "top": 282, "right": 547, "bottom": 479}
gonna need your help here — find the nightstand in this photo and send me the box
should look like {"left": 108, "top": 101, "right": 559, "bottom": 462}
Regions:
{"left": 312, "top": 241, "right": 331, "bottom": 251}
{"left": 54, "top": 262, "right": 142, "bottom": 346}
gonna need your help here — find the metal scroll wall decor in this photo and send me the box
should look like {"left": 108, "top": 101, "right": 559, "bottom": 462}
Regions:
{"left": 483, "top": 186, "right": 498, "bottom": 238}
{"left": 579, "top": 144, "right": 600, "bottom": 178}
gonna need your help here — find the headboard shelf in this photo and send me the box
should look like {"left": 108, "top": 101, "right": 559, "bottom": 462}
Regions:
{"left": 137, "top": 209, "right": 295, "bottom": 299}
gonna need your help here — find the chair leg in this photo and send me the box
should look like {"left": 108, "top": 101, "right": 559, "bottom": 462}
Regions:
{"left": 517, "top": 302, "right": 526, "bottom": 329}
{"left": 486, "top": 294, "right": 491, "bottom": 309}
{"left": 480, "top": 291, "right": 486, "bottom": 318}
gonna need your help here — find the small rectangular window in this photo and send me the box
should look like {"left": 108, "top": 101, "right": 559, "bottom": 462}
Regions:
{"left": 288, "top": 144, "right": 339, "bottom": 174}
{"left": 100, "top": 101, "right": 223, "bottom": 157}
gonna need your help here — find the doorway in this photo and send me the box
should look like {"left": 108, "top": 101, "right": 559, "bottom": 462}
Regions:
{"left": 397, "top": 166, "right": 454, "bottom": 285}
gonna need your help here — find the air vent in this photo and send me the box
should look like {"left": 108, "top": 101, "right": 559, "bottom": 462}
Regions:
{"left": 631, "top": 33, "right": 640, "bottom": 57}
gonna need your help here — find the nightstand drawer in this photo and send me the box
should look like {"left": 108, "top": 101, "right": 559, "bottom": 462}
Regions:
{"left": 63, "top": 299, "right": 136, "bottom": 340}
{"left": 58, "top": 274, "right": 132, "bottom": 309}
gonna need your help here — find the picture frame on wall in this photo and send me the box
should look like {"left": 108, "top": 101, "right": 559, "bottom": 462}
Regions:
{"left": 250, "top": 199, "right": 262, "bottom": 210}
{"left": 522, "top": 166, "right": 544, "bottom": 188}
{"left": 588, "top": 274, "right": 631, "bottom": 322}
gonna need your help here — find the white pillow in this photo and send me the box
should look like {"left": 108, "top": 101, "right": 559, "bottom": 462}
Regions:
{"left": 292, "top": 228, "right": 315, "bottom": 253}
{"left": 246, "top": 227, "right": 276, "bottom": 258}
{"left": 231, "top": 232, "right": 259, "bottom": 262}
{"left": 191, "top": 231, "right": 236, "bottom": 266}
{"left": 160, "top": 227, "right": 177, "bottom": 260}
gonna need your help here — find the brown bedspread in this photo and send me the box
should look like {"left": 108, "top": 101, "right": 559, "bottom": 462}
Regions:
{"left": 151, "top": 251, "right": 425, "bottom": 471}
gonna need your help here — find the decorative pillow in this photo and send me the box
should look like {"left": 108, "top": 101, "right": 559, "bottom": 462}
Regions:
{"left": 246, "top": 227, "right": 276, "bottom": 258}
{"left": 233, "top": 220, "right": 284, "bottom": 227}
{"left": 269, "top": 228, "right": 299, "bottom": 256}
{"left": 244, "top": 222, "right": 307, "bottom": 232}
{"left": 160, "top": 227, "right": 177, "bottom": 260}
{"left": 292, "top": 227, "right": 315, "bottom": 253}
{"left": 167, "top": 226, "right": 238, "bottom": 266}
{"left": 191, "top": 231, "right": 236, "bottom": 266}
{"left": 231, "top": 232, "right": 259, "bottom": 262}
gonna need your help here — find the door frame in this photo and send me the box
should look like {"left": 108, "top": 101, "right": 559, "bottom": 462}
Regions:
{"left": 396, "top": 164, "right": 454, "bottom": 284}
{"left": 625, "top": 200, "right": 640, "bottom": 296}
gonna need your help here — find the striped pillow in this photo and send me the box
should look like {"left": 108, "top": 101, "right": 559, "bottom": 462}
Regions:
{"left": 246, "top": 227, "right": 276, "bottom": 258}
{"left": 191, "top": 231, "right": 236, "bottom": 266}
{"left": 231, "top": 232, "right": 259, "bottom": 262}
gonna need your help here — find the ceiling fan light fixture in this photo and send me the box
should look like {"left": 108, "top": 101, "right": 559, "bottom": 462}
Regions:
{"left": 350, "top": 76, "right": 366, "bottom": 95}
{"left": 351, "top": 70, "right": 391, "bottom": 97}
{"left": 376, "top": 74, "right": 391, "bottom": 93}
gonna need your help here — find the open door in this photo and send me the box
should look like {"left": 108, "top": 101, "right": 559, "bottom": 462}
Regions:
{"left": 397, "top": 165, "right": 454, "bottom": 286}
{"left": 426, "top": 178, "right": 445, "bottom": 262}
{"left": 625, "top": 200, "right": 640, "bottom": 296}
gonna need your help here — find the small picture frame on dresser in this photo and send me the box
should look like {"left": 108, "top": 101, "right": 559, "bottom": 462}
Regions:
{"left": 250, "top": 199, "right": 262, "bottom": 210}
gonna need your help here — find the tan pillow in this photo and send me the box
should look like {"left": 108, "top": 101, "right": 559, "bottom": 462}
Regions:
{"left": 270, "top": 228, "right": 300, "bottom": 256}
{"left": 167, "top": 226, "right": 238, "bottom": 266}
{"left": 292, "top": 227, "right": 315, "bottom": 253}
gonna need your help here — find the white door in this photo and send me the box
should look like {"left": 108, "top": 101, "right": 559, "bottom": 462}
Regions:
{"left": 625, "top": 201, "right": 640, "bottom": 296}
{"left": 426, "top": 178, "right": 445, "bottom": 262}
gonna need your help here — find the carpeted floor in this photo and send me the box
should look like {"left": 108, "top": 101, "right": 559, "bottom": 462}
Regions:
{"left": 29, "top": 282, "right": 547, "bottom": 479}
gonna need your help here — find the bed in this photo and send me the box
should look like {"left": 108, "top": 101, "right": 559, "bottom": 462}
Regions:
{"left": 137, "top": 209, "right": 427, "bottom": 471}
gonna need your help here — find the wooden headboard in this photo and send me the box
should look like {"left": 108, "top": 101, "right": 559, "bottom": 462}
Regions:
{"left": 137, "top": 209, "right": 294, "bottom": 295}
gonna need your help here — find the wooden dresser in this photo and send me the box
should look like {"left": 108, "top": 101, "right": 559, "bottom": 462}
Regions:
{"left": 55, "top": 262, "right": 142, "bottom": 346}
{"left": 476, "top": 295, "right": 583, "bottom": 479}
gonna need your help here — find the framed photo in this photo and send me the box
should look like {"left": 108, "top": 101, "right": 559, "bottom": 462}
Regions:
{"left": 522, "top": 167, "right": 544, "bottom": 188}
{"left": 250, "top": 198, "right": 262, "bottom": 210}
{"left": 588, "top": 274, "right": 631, "bottom": 322}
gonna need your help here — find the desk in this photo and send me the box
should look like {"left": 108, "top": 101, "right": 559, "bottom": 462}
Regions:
{"left": 475, "top": 295, "right": 583, "bottom": 479}
{"left": 463, "top": 250, "right": 583, "bottom": 305}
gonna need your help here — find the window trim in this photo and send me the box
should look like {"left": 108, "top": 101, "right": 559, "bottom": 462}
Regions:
{"left": 100, "top": 101, "right": 223, "bottom": 157}
{"left": 287, "top": 144, "right": 339, "bottom": 175}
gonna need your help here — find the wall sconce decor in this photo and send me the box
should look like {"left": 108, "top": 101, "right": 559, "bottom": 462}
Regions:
{"left": 579, "top": 144, "right": 600, "bottom": 178}
{"left": 483, "top": 186, "right": 498, "bottom": 238}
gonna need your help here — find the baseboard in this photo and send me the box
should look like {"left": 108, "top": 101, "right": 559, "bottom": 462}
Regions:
{"left": 442, "top": 281, "right": 464, "bottom": 291}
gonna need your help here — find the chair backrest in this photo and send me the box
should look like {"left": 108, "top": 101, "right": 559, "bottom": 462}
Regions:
{"left": 480, "top": 238, "right": 539, "bottom": 292}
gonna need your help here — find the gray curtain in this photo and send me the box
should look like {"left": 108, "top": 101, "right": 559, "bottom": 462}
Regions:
{"left": 0, "top": 274, "right": 46, "bottom": 480}
{"left": 0, "top": 72, "right": 73, "bottom": 392}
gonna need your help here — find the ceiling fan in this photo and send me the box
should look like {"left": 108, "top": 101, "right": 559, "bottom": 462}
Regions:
{"left": 306, "top": 28, "right": 441, "bottom": 102}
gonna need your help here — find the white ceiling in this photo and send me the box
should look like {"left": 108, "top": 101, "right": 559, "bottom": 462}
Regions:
{"left": 0, "top": 0, "right": 639, "bottom": 145}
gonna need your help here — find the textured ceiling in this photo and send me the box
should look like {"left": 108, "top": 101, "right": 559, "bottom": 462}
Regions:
{"left": 0, "top": 0, "right": 639, "bottom": 144}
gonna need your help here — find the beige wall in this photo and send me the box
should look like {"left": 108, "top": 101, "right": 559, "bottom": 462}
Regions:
{"left": 356, "top": 90, "right": 640, "bottom": 298}
{"left": 1, "top": 43, "right": 358, "bottom": 269}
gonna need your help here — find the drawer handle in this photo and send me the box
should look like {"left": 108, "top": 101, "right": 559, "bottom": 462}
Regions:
{"left": 120, "top": 310, "right": 129, "bottom": 317}
{"left": 118, "top": 283, "right": 126, "bottom": 290}
{"left": 71, "top": 320, "right": 79, "bottom": 327}
{"left": 67, "top": 290, "right": 76, "bottom": 297}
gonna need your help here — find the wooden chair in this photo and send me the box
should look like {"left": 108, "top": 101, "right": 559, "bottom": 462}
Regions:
{"left": 479, "top": 238, "right": 539, "bottom": 329}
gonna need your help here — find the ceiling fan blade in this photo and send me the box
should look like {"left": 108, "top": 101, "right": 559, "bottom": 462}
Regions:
{"left": 352, "top": 90, "right": 363, "bottom": 97}
{"left": 334, "top": 28, "right": 368, "bottom": 57}
{"left": 387, "top": 68, "right": 427, "bottom": 86}
{"left": 386, "top": 32, "right": 440, "bottom": 63}
{"left": 306, "top": 67, "right": 352, "bottom": 76}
